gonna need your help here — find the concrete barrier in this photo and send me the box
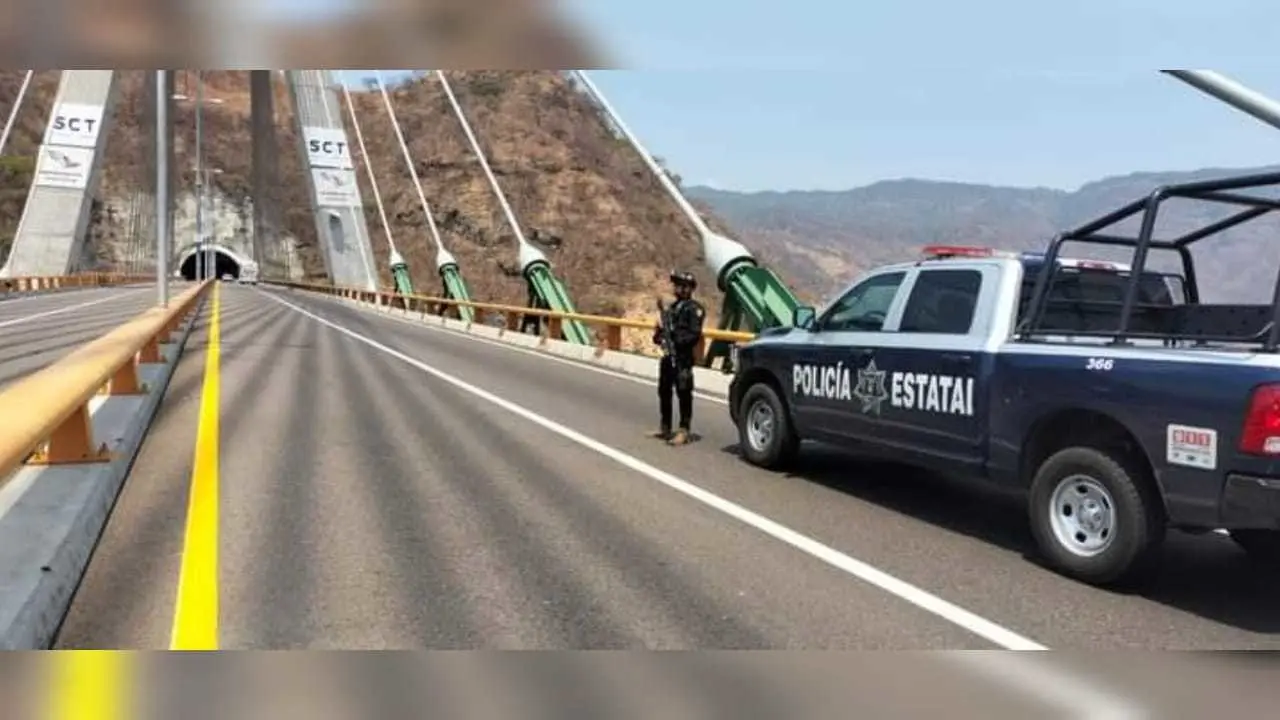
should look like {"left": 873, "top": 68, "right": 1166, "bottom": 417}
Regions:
{"left": 323, "top": 291, "right": 734, "bottom": 397}
{"left": 0, "top": 296, "right": 206, "bottom": 649}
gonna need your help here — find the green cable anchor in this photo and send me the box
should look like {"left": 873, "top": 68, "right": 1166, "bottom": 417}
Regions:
{"left": 570, "top": 71, "right": 803, "bottom": 371}
{"left": 389, "top": 247, "right": 414, "bottom": 295}
{"left": 435, "top": 246, "right": 475, "bottom": 323}
{"left": 518, "top": 241, "right": 591, "bottom": 345}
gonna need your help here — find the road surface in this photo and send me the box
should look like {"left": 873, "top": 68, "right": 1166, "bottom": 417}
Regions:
{"left": 49, "top": 283, "right": 1280, "bottom": 711}
{"left": 0, "top": 285, "right": 168, "bottom": 391}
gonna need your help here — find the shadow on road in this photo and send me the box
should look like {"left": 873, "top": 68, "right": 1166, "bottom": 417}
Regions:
{"left": 719, "top": 441, "right": 1280, "bottom": 636}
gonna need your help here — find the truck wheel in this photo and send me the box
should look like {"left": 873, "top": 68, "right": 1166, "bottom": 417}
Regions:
{"left": 736, "top": 383, "right": 799, "bottom": 469}
{"left": 1028, "top": 446, "right": 1163, "bottom": 586}
{"left": 1230, "top": 530, "right": 1280, "bottom": 566}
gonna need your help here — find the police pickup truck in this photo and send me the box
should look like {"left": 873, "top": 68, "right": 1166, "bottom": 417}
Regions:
{"left": 727, "top": 171, "right": 1280, "bottom": 586}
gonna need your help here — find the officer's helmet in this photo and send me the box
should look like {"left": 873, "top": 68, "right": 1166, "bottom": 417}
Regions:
{"left": 669, "top": 270, "right": 697, "bottom": 290}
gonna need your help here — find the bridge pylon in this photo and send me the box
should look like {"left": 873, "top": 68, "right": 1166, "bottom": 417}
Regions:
{"left": 279, "top": 70, "right": 378, "bottom": 291}
{"left": 1, "top": 71, "right": 120, "bottom": 278}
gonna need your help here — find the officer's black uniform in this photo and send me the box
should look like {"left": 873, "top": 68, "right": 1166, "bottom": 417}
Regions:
{"left": 652, "top": 270, "right": 705, "bottom": 445}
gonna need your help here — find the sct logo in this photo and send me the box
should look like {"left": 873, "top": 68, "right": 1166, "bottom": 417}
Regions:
{"left": 308, "top": 139, "right": 347, "bottom": 155}
{"left": 52, "top": 115, "right": 96, "bottom": 134}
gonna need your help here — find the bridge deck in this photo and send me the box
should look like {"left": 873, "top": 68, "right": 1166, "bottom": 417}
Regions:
{"left": 0, "top": 285, "right": 172, "bottom": 390}
{"left": 29, "top": 282, "right": 1280, "bottom": 710}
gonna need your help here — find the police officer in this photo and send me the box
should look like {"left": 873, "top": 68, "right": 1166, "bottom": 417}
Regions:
{"left": 650, "top": 270, "right": 706, "bottom": 445}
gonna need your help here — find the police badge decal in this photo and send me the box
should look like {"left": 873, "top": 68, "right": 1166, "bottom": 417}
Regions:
{"left": 852, "top": 358, "right": 889, "bottom": 415}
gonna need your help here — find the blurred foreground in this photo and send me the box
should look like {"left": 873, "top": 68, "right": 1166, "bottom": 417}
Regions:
{"left": 0, "top": 0, "right": 613, "bottom": 67}
{"left": 7, "top": 651, "right": 1280, "bottom": 719}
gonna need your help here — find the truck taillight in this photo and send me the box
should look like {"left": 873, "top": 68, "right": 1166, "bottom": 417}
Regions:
{"left": 1239, "top": 384, "right": 1280, "bottom": 455}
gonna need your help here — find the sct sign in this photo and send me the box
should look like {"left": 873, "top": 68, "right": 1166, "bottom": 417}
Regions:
{"left": 303, "top": 126, "right": 353, "bottom": 169}
{"left": 45, "top": 103, "right": 105, "bottom": 148}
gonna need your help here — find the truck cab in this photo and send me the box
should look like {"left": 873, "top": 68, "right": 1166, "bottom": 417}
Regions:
{"left": 731, "top": 246, "right": 1181, "bottom": 479}
{"left": 728, "top": 169, "right": 1280, "bottom": 588}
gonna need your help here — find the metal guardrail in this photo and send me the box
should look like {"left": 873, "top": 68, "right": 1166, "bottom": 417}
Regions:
{"left": 0, "top": 273, "right": 150, "bottom": 297}
{"left": 0, "top": 281, "right": 211, "bottom": 481}
{"left": 269, "top": 280, "right": 758, "bottom": 360}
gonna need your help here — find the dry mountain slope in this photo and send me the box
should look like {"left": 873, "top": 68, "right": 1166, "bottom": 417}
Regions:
{"left": 689, "top": 167, "right": 1280, "bottom": 303}
{"left": 0, "top": 71, "right": 756, "bottom": 335}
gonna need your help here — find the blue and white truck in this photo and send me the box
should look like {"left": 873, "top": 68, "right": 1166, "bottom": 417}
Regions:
{"left": 728, "top": 171, "right": 1280, "bottom": 586}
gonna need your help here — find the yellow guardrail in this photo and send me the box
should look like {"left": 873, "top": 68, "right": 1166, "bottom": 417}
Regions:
{"left": 269, "top": 280, "right": 759, "bottom": 360}
{"left": 0, "top": 272, "right": 150, "bottom": 297}
{"left": 0, "top": 281, "right": 211, "bottom": 481}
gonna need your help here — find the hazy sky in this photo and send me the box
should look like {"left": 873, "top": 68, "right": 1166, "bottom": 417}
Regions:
{"left": 337, "top": 1, "right": 1280, "bottom": 192}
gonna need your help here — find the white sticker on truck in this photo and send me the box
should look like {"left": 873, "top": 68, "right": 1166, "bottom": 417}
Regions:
{"left": 1166, "top": 424, "right": 1217, "bottom": 470}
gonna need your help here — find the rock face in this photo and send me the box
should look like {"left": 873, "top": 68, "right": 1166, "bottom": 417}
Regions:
{"left": 0, "top": 71, "right": 759, "bottom": 343}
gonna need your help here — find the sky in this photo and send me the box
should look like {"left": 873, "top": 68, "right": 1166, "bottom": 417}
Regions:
{"left": 340, "top": 1, "right": 1280, "bottom": 193}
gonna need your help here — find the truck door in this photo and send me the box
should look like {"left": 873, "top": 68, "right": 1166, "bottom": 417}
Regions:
{"left": 796, "top": 269, "right": 910, "bottom": 441}
{"left": 869, "top": 265, "right": 994, "bottom": 474}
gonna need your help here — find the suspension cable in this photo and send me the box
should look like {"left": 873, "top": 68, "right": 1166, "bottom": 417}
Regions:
{"left": 340, "top": 79, "right": 397, "bottom": 255}
{"left": 433, "top": 71, "right": 532, "bottom": 247}
{"left": 572, "top": 70, "right": 711, "bottom": 237}
{"left": 0, "top": 70, "right": 33, "bottom": 156}
{"left": 372, "top": 71, "right": 447, "bottom": 252}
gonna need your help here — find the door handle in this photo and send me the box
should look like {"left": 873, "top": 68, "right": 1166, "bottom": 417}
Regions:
{"left": 851, "top": 348, "right": 875, "bottom": 359}
{"left": 940, "top": 352, "right": 972, "bottom": 363}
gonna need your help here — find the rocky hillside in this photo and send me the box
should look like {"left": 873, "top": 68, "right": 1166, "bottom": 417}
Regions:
{"left": 688, "top": 166, "right": 1280, "bottom": 304}
{"left": 0, "top": 71, "right": 760, "bottom": 331}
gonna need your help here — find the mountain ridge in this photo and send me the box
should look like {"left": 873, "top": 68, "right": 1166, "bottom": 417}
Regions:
{"left": 686, "top": 164, "right": 1280, "bottom": 302}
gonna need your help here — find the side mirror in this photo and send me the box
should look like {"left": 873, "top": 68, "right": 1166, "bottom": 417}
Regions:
{"left": 793, "top": 305, "right": 817, "bottom": 330}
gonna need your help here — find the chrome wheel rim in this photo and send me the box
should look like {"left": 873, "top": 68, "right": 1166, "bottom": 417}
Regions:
{"left": 1048, "top": 474, "right": 1117, "bottom": 558}
{"left": 745, "top": 400, "right": 775, "bottom": 452}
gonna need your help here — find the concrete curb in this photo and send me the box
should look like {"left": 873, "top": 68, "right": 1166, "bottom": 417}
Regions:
{"left": 312, "top": 291, "right": 735, "bottom": 397}
{"left": 0, "top": 295, "right": 206, "bottom": 649}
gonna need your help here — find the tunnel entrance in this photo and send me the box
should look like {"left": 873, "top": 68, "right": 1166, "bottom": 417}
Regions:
{"left": 180, "top": 248, "right": 242, "bottom": 281}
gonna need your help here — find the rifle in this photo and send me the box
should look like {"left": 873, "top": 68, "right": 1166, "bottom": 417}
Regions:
{"left": 655, "top": 298, "right": 676, "bottom": 357}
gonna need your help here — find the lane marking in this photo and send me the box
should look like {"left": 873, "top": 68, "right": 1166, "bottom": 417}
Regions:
{"left": 288, "top": 290, "right": 730, "bottom": 405}
{"left": 170, "top": 282, "right": 221, "bottom": 650}
{"left": 0, "top": 289, "right": 147, "bottom": 329}
{"left": 46, "top": 650, "right": 130, "bottom": 720}
{"left": 269, "top": 290, "right": 1155, "bottom": 717}
{"left": 264, "top": 290, "right": 1047, "bottom": 651}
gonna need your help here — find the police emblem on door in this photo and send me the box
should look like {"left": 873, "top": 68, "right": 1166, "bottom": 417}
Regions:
{"left": 853, "top": 358, "right": 889, "bottom": 415}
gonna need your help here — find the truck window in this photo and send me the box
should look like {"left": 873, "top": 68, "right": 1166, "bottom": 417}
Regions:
{"left": 899, "top": 269, "right": 982, "bottom": 334}
{"left": 820, "top": 271, "right": 906, "bottom": 332}
{"left": 1017, "top": 267, "right": 1181, "bottom": 333}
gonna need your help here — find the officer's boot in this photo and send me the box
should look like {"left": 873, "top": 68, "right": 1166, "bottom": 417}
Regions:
{"left": 668, "top": 428, "right": 690, "bottom": 446}
{"left": 648, "top": 426, "right": 672, "bottom": 441}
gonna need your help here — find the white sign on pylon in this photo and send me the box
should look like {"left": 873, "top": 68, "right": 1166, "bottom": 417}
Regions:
{"left": 311, "top": 167, "right": 361, "bottom": 207}
{"left": 45, "top": 102, "right": 106, "bottom": 148}
{"left": 302, "top": 126, "right": 353, "bottom": 169}
{"left": 32, "top": 145, "right": 93, "bottom": 189}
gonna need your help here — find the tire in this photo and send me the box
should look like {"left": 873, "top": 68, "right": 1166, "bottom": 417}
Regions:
{"left": 1231, "top": 529, "right": 1280, "bottom": 566}
{"left": 736, "top": 383, "right": 799, "bottom": 469}
{"left": 1027, "top": 446, "right": 1165, "bottom": 586}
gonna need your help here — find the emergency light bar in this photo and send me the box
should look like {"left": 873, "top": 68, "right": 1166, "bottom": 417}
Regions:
{"left": 920, "top": 245, "right": 1019, "bottom": 260}
{"left": 921, "top": 245, "right": 1127, "bottom": 271}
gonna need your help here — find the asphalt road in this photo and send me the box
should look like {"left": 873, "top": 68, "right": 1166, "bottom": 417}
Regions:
{"left": 52, "top": 284, "right": 1280, "bottom": 712}
{"left": 0, "top": 285, "right": 169, "bottom": 390}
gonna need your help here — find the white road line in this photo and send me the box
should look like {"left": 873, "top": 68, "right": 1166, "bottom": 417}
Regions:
{"left": 263, "top": 289, "right": 1047, "bottom": 651}
{"left": 288, "top": 289, "right": 731, "bottom": 405}
{"left": 0, "top": 288, "right": 146, "bottom": 329}
{"left": 268, "top": 288, "right": 1155, "bottom": 717}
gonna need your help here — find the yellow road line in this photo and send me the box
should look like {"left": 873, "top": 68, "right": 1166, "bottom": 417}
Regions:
{"left": 170, "top": 282, "right": 221, "bottom": 650}
{"left": 46, "top": 651, "right": 129, "bottom": 720}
